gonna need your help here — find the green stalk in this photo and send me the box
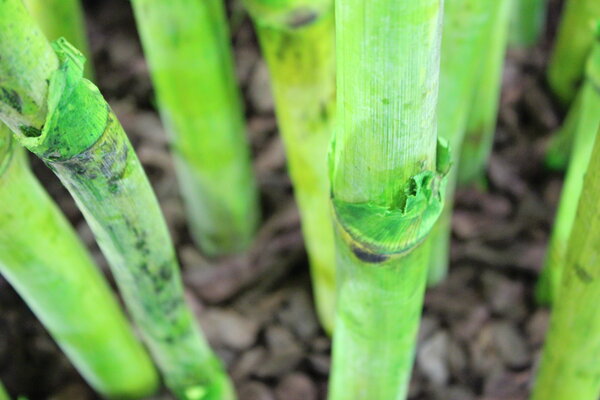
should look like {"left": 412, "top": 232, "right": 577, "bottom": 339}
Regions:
{"left": 544, "top": 90, "right": 583, "bottom": 171}
{"left": 328, "top": 1, "right": 447, "bottom": 398}
{"left": 427, "top": 0, "right": 500, "bottom": 286}
{"left": 508, "top": 0, "right": 546, "bottom": 48}
{"left": 531, "top": 125, "right": 600, "bottom": 400}
{"left": 0, "top": 2, "right": 233, "bottom": 398}
{"left": 130, "top": 0, "right": 259, "bottom": 256}
{"left": 23, "top": 0, "right": 94, "bottom": 78}
{"left": 0, "top": 125, "right": 158, "bottom": 398}
{"left": 536, "top": 33, "right": 600, "bottom": 305}
{"left": 241, "top": 0, "right": 336, "bottom": 333}
{"left": 547, "top": 0, "right": 600, "bottom": 105}
{"left": 458, "top": 0, "right": 512, "bottom": 186}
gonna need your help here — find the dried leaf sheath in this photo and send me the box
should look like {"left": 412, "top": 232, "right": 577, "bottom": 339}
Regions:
{"left": 131, "top": 0, "right": 259, "bottom": 256}
{"left": 328, "top": 0, "right": 445, "bottom": 398}
{"left": 242, "top": 0, "right": 336, "bottom": 333}
{"left": 532, "top": 126, "right": 600, "bottom": 400}
{"left": 0, "top": 125, "right": 158, "bottom": 398}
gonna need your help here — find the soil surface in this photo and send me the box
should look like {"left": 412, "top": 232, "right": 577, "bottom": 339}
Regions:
{"left": 0, "top": 0, "right": 569, "bottom": 399}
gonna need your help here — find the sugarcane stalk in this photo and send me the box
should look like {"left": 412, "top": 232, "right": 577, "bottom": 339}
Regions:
{"left": 0, "top": 124, "right": 158, "bottom": 398}
{"left": 547, "top": 0, "right": 600, "bottom": 105}
{"left": 536, "top": 33, "right": 600, "bottom": 305}
{"left": 458, "top": 0, "right": 512, "bottom": 186}
{"left": 328, "top": 1, "right": 448, "bottom": 398}
{"left": 531, "top": 125, "right": 600, "bottom": 400}
{"left": 130, "top": 0, "right": 259, "bottom": 257}
{"left": 23, "top": 0, "right": 94, "bottom": 78}
{"left": 241, "top": 0, "right": 336, "bottom": 333}
{"left": 427, "top": 0, "right": 502, "bottom": 286}
{"left": 508, "top": 0, "right": 546, "bottom": 48}
{"left": 0, "top": 2, "right": 234, "bottom": 398}
{"left": 544, "top": 90, "right": 583, "bottom": 171}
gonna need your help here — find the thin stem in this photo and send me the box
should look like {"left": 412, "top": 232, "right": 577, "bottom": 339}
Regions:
{"left": 242, "top": 0, "right": 336, "bottom": 333}
{"left": 458, "top": 0, "right": 512, "bottom": 186}
{"left": 547, "top": 0, "right": 600, "bottom": 105}
{"left": 0, "top": 2, "right": 233, "bottom": 398}
{"left": 0, "top": 125, "right": 158, "bottom": 398}
{"left": 131, "top": 0, "right": 259, "bottom": 256}
{"left": 536, "top": 35, "right": 600, "bottom": 305}
{"left": 23, "top": 0, "right": 94, "bottom": 78}
{"left": 329, "top": 1, "right": 445, "bottom": 398}
{"left": 427, "top": 0, "right": 502, "bottom": 285}
{"left": 532, "top": 125, "right": 600, "bottom": 400}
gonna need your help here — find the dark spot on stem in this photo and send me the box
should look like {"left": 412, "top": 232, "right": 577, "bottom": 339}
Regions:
{"left": 287, "top": 9, "right": 318, "bottom": 29}
{"left": 19, "top": 125, "right": 41, "bottom": 137}
{"left": 352, "top": 246, "right": 388, "bottom": 263}
{"left": 574, "top": 263, "right": 593, "bottom": 284}
{"left": 0, "top": 87, "right": 22, "bottom": 113}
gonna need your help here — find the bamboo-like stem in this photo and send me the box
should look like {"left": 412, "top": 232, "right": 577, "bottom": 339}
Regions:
{"left": 547, "top": 0, "right": 600, "bottom": 105}
{"left": 0, "top": 125, "right": 158, "bottom": 398}
{"left": 531, "top": 125, "right": 600, "bottom": 400}
{"left": 23, "top": 0, "right": 94, "bottom": 78}
{"left": 130, "top": 0, "right": 259, "bottom": 256}
{"left": 544, "top": 90, "right": 583, "bottom": 171}
{"left": 0, "top": 2, "right": 234, "bottom": 398}
{"left": 536, "top": 35, "right": 600, "bottom": 305}
{"left": 427, "top": 0, "right": 501, "bottom": 286}
{"left": 241, "top": 0, "right": 336, "bottom": 333}
{"left": 508, "top": 0, "right": 546, "bottom": 48}
{"left": 328, "top": 1, "right": 446, "bottom": 398}
{"left": 458, "top": 0, "right": 512, "bottom": 186}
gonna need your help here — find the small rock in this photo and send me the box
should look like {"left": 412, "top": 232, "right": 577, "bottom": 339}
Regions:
{"left": 492, "top": 321, "right": 530, "bottom": 368}
{"left": 447, "top": 338, "right": 467, "bottom": 378}
{"left": 238, "top": 381, "right": 275, "bottom": 400}
{"left": 275, "top": 373, "right": 317, "bottom": 400}
{"left": 417, "top": 331, "right": 450, "bottom": 386}
{"left": 248, "top": 61, "right": 274, "bottom": 113}
{"left": 199, "top": 309, "right": 260, "bottom": 350}
{"left": 308, "top": 353, "right": 330, "bottom": 375}
{"left": 277, "top": 289, "right": 319, "bottom": 340}
{"left": 418, "top": 316, "right": 440, "bottom": 343}
{"left": 482, "top": 272, "right": 526, "bottom": 319}
{"left": 526, "top": 309, "right": 549, "bottom": 347}
{"left": 231, "top": 347, "right": 267, "bottom": 380}
{"left": 470, "top": 323, "right": 503, "bottom": 377}
{"left": 255, "top": 325, "right": 303, "bottom": 378}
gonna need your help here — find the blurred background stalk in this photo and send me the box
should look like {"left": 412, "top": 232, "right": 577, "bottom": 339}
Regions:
{"left": 131, "top": 0, "right": 259, "bottom": 257}
{"left": 427, "top": 0, "right": 502, "bottom": 285}
{"left": 23, "top": 0, "right": 94, "bottom": 78}
{"left": 508, "top": 0, "right": 546, "bottom": 48}
{"left": 458, "top": 0, "right": 512, "bottom": 186}
{"left": 532, "top": 125, "right": 600, "bottom": 400}
{"left": 241, "top": 0, "right": 336, "bottom": 333}
{"left": 537, "top": 33, "right": 600, "bottom": 305}
{"left": 547, "top": 0, "right": 600, "bottom": 105}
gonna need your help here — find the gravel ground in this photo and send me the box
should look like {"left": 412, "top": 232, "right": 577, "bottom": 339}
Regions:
{"left": 0, "top": 0, "right": 568, "bottom": 399}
